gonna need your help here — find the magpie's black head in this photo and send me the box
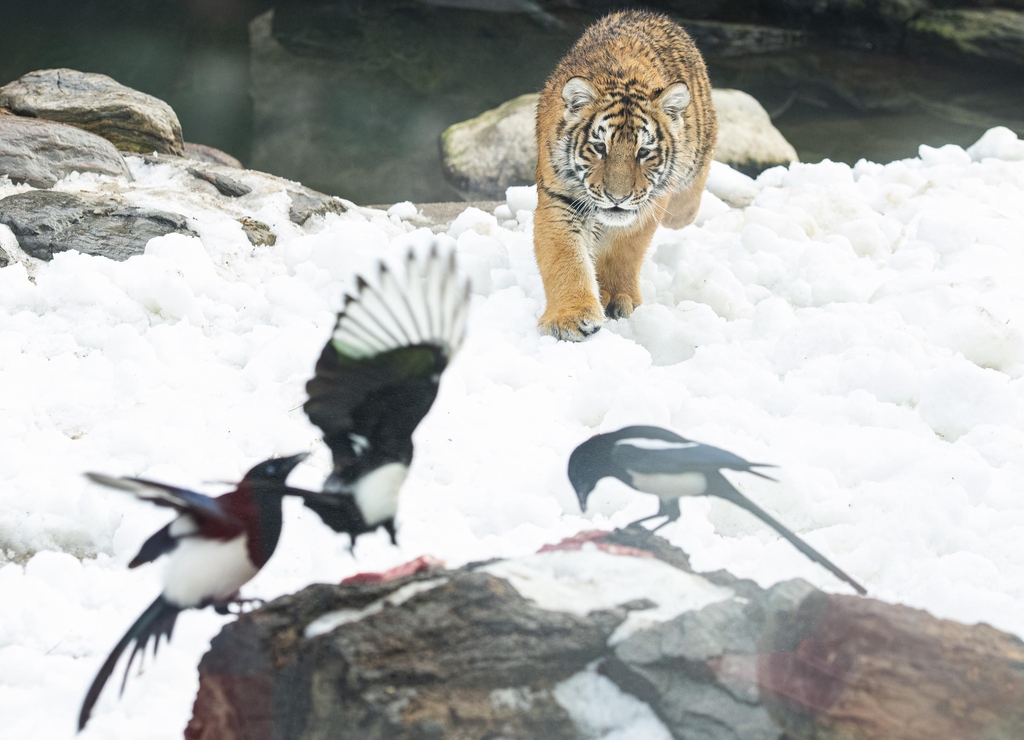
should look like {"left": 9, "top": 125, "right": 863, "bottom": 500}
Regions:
{"left": 243, "top": 453, "right": 309, "bottom": 486}
{"left": 567, "top": 434, "right": 617, "bottom": 511}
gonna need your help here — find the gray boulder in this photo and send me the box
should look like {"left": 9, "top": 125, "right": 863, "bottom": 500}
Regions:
{"left": 907, "top": 9, "right": 1024, "bottom": 68}
{"left": 603, "top": 579, "right": 817, "bottom": 740}
{"left": 440, "top": 93, "right": 539, "bottom": 200}
{"left": 0, "top": 115, "right": 131, "bottom": 188}
{"left": 713, "top": 89, "right": 799, "bottom": 176}
{"left": 0, "top": 68, "right": 185, "bottom": 155}
{"left": 439, "top": 88, "right": 798, "bottom": 198}
{"left": 0, "top": 190, "right": 195, "bottom": 261}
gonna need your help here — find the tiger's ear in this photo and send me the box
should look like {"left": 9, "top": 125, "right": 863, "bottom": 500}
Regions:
{"left": 562, "top": 77, "right": 597, "bottom": 119}
{"left": 657, "top": 83, "right": 691, "bottom": 121}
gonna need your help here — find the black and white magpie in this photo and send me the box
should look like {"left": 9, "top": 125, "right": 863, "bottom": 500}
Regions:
{"left": 77, "top": 453, "right": 308, "bottom": 731}
{"left": 300, "top": 245, "right": 470, "bottom": 543}
{"left": 568, "top": 426, "right": 866, "bottom": 595}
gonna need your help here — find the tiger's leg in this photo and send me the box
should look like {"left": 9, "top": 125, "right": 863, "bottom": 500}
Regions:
{"left": 660, "top": 165, "right": 711, "bottom": 230}
{"left": 595, "top": 210, "right": 660, "bottom": 319}
{"left": 534, "top": 196, "right": 604, "bottom": 341}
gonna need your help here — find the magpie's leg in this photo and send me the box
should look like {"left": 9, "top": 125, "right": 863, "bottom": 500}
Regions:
{"left": 708, "top": 472, "right": 867, "bottom": 596}
{"left": 214, "top": 596, "right": 265, "bottom": 615}
{"left": 383, "top": 520, "right": 397, "bottom": 545}
{"left": 649, "top": 498, "right": 681, "bottom": 533}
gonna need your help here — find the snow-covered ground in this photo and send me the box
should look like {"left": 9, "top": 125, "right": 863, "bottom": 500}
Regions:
{"left": 2, "top": 126, "right": 1024, "bottom": 738}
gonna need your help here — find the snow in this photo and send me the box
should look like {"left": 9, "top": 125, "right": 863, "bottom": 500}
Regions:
{"left": 482, "top": 546, "right": 733, "bottom": 643}
{"left": 0, "top": 127, "right": 1024, "bottom": 737}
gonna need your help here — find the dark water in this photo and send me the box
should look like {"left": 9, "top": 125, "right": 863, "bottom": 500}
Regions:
{"left": 4, "top": 1, "right": 1024, "bottom": 204}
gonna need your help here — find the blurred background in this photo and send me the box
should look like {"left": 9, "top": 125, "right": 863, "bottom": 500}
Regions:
{"left": 4, "top": 0, "right": 1024, "bottom": 204}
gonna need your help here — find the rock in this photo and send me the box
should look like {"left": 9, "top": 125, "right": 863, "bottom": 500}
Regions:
{"left": 286, "top": 187, "right": 348, "bottom": 225}
{"left": 0, "top": 68, "right": 185, "bottom": 155}
{"left": 758, "top": 591, "right": 1024, "bottom": 740}
{"left": 759, "top": 0, "right": 930, "bottom": 48}
{"left": 906, "top": 9, "right": 1024, "bottom": 68}
{"left": 0, "top": 115, "right": 131, "bottom": 188}
{"left": 0, "top": 190, "right": 195, "bottom": 261}
{"left": 603, "top": 579, "right": 815, "bottom": 740}
{"left": 439, "top": 88, "right": 797, "bottom": 197}
{"left": 238, "top": 218, "right": 276, "bottom": 247}
{"left": 712, "top": 88, "right": 799, "bottom": 176}
{"left": 186, "top": 569, "right": 624, "bottom": 740}
{"left": 188, "top": 167, "right": 252, "bottom": 198}
{"left": 440, "top": 93, "right": 538, "bottom": 199}
{"left": 684, "top": 21, "right": 809, "bottom": 57}
{"left": 183, "top": 142, "right": 243, "bottom": 168}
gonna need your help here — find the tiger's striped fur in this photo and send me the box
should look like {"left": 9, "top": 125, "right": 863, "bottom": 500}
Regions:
{"left": 533, "top": 10, "right": 717, "bottom": 341}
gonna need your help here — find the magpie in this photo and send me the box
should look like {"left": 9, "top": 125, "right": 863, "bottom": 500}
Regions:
{"left": 301, "top": 245, "right": 470, "bottom": 543}
{"left": 568, "top": 426, "right": 867, "bottom": 595}
{"left": 77, "top": 453, "right": 308, "bottom": 731}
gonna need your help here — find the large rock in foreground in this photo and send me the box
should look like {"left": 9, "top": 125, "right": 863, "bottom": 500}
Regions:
{"left": 186, "top": 566, "right": 626, "bottom": 740}
{"left": 907, "top": 9, "right": 1024, "bottom": 68}
{"left": 0, "top": 115, "right": 131, "bottom": 187}
{"left": 439, "top": 88, "right": 798, "bottom": 198}
{"left": 0, "top": 68, "right": 185, "bottom": 155}
{"left": 0, "top": 190, "right": 195, "bottom": 261}
{"left": 186, "top": 527, "right": 1024, "bottom": 740}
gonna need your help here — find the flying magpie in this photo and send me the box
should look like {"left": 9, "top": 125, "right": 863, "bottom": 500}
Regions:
{"left": 300, "top": 245, "right": 470, "bottom": 543}
{"left": 77, "top": 453, "right": 307, "bottom": 731}
{"left": 568, "top": 426, "right": 867, "bottom": 595}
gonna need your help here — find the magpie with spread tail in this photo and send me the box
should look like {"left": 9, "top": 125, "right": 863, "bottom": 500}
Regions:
{"left": 300, "top": 245, "right": 470, "bottom": 543}
{"left": 77, "top": 453, "right": 307, "bottom": 731}
{"left": 568, "top": 426, "right": 867, "bottom": 595}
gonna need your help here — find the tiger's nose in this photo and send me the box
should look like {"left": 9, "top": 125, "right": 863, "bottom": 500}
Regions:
{"left": 605, "top": 192, "right": 630, "bottom": 205}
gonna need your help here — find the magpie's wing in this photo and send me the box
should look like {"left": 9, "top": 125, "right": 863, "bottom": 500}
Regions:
{"left": 304, "top": 246, "right": 470, "bottom": 469}
{"left": 611, "top": 438, "right": 754, "bottom": 475}
{"left": 85, "top": 473, "right": 238, "bottom": 528}
{"left": 127, "top": 515, "right": 200, "bottom": 568}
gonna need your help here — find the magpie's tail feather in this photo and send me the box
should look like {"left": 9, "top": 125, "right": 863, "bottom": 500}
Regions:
{"left": 78, "top": 595, "right": 181, "bottom": 732}
{"left": 714, "top": 478, "right": 867, "bottom": 596}
{"left": 746, "top": 465, "right": 779, "bottom": 483}
{"left": 293, "top": 489, "right": 371, "bottom": 537}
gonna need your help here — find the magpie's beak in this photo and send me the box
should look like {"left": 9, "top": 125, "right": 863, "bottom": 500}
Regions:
{"left": 573, "top": 480, "right": 595, "bottom": 512}
{"left": 276, "top": 452, "right": 309, "bottom": 476}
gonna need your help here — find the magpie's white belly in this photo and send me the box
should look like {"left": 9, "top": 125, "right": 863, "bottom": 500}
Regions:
{"left": 628, "top": 471, "right": 708, "bottom": 500}
{"left": 354, "top": 462, "right": 408, "bottom": 525}
{"left": 162, "top": 534, "right": 258, "bottom": 608}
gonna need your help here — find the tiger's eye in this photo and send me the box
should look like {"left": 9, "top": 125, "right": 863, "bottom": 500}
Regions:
{"left": 593, "top": 142, "right": 607, "bottom": 156}
{"left": 637, "top": 147, "right": 651, "bottom": 160}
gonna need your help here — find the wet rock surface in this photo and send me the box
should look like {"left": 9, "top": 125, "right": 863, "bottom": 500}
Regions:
{"left": 907, "top": 9, "right": 1024, "bottom": 67}
{"left": 0, "top": 115, "right": 130, "bottom": 188}
{"left": 0, "top": 190, "right": 195, "bottom": 261}
{"left": 0, "top": 68, "right": 185, "bottom": 155}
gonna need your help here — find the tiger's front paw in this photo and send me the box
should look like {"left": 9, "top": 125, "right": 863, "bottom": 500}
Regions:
{"left": 539, "top": 305, "right": 603, "bottom": 342}
{"left": 605, "top": 293, "right": 638, "bottom": 319}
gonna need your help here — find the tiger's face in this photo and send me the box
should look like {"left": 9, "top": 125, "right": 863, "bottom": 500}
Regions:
{"left": 557, "top": 77, "right": 691, "bottom": 228}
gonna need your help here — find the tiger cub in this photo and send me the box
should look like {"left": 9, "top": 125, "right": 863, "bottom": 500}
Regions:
{"left": 533, "top": 10, "right": 717, "bottom": 341}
